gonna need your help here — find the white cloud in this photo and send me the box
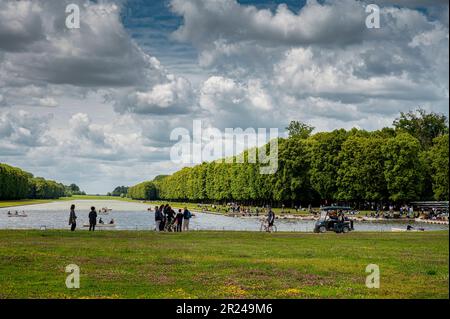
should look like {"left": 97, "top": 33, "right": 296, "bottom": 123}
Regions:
{"left": 115, "top": 76, "right": 194, "bottom": 115}
{"left": 1, "top": 0, "right": 449, "bottom": 193}
{"left": 0, "top": 110, "right": 53, "bottom": 155}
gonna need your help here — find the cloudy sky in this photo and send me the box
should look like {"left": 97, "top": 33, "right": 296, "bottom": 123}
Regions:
{"left": 0, "top": 0, "right": 448, "bottom": 193}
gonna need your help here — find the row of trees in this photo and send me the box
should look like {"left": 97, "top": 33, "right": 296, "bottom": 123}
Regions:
{"left": 129, "top": 109, "right": 449, "bottom": 206}
{"left": 108, "top": 186, "right": 129, "bottom": 197}
{"left": 0, "top": 163, "right": 81, "bottom": 200}
{"left": 127, "top": 181, "right": 157, "bottom": 200}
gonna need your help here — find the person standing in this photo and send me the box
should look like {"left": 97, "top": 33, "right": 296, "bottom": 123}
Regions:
{"left": 176, "top": 209, "right": 183, "bottom": 232}
{"left": 267, "top": 207, "right": 275, "bottom": 232}
{"left": 158, "top": 205, "right": 166, "bottom": 231}
{"left": 154, "top": 206, "right": 162, "bottom": 231}
{"left": 183, "top": 207, "right": 192, "bottom": 231}
{"left": 88, "top": 206, "right": 97, "bottom": 231}
{"left": 69, "top": 204, "right": 77, "bottom": 231}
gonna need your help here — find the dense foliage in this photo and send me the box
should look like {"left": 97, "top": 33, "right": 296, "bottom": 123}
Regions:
{"left": 0, "top": 163, "right": 70, "bottom": 200}
{"left": 127, "top": 181, "right": 157, "bottom": 200}
{"left": 131, "top": 110, "right": 449, "bottom": 205}
{"left": 108, "top": 186, "right": 129, "bottom": 197}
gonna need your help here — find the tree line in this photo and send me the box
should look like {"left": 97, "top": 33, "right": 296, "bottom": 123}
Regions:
{"left": 0, "top": 163, "right": 82, "bottom": 200}
{"left": 128, "top": 109, "right": 449, "bottom": 206}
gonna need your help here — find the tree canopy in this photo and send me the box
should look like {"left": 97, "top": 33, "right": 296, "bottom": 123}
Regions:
{"left": 0, "top": 163, "right": 71, "bottom": 200}
{"left": 129, "top": 110, "right": 448, "bottom": 205}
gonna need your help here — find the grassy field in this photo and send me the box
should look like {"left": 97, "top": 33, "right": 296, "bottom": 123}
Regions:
{"left": 0, "top": 199, "right": 62, "bottom": 208}
{"left": 0, "top": 195, "right": 136, "bottom": 208}
{"left": 0, "top": 230, "right": 447, "bottom": 299}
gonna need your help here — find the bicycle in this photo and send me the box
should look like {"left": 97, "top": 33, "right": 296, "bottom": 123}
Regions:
{"left": 260, "top": 219, "right": 277, "bottom": 232}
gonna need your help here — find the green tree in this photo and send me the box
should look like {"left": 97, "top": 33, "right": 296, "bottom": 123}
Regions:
{"left": 336, "top": 134, "right": 387, "bottom": 202}
{"left": 393, "top": 108, "right": 449, "bottom": 150}
{"left": 308, "top": 129, "right": 348, "bottom": 201}
{"left": 286, "top": 121, "right": 315, "bottom": 139}
{"left": 382, "top": 133, "right": 426, "bottom": 202}
{"left": 428, "top": 134, "right": 449, "bottom": 200}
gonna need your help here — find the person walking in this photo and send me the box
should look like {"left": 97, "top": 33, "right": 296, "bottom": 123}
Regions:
{"left": 88, "top": 206, "right": 97, "bottom": 231}
{"left": 69, "top": 204, "right": 77, "bottom": 231}
{"left": 267, "top": 207, "right": 275, "bottom": 232}
{"left": 183, "top": 207, "right": 192, "bottom": 231}
{"left": 176, "top": 209, "right": 183, "bottom": 232}
{"left": 154, "top": 206, "right": 162, "bottom": 231}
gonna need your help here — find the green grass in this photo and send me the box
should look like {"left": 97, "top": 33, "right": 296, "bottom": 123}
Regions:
{"left": 0, "top": 195, "right": 136, "bottom": 208}
{"left": 0, "top": 199, "right": 63, "bottom": 208}
{"left": 0, "top": 230, "right": 447, "bottom": 299}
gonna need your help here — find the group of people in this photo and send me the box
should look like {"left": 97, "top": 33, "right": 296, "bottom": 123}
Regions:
{"left": 154, "top": 204, "right": 192, "bottom": 232}
{"left": 68, "top": 205, "right": 114, "bottom": 232}
{"left": 7, "top": 210, "right": 26, "bottom": 216}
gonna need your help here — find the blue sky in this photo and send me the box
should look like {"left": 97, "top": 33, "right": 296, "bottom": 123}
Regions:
{"left": 0, "top": 0, "right": 448, "bottom": 193}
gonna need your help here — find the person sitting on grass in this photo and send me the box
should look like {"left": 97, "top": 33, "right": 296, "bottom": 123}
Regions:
{"left": 88, "top": 207, "right": 97, "bottom": 231}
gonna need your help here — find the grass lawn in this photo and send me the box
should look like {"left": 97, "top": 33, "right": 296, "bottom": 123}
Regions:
{"left": 0, "top": 199, "right": 62, "bottom": 208}
{"left": 0, "top": 230, "right": 447, "bottom": 299}
{"left": 0, "top": 195, "right": 136, "bottom": 209}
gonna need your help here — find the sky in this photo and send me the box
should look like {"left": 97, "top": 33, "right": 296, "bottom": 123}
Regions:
{"left": 0, "top": 0, "right": 449, "bottom": 193}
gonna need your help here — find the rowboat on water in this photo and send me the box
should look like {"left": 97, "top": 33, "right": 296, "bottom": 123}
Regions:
{"left": 99, "top": 208, "right": 112, "bottom": 214}
{"left": 83, "top": 223, "right": 116, "bottom": 228}
{"left": 7, "top": 214, "right": 28, "bottom": 218}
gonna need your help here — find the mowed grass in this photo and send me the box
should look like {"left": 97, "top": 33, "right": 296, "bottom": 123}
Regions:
{"left": 0, "top": 196, "right": 135, "bottom": 208}
{"left": 0, "top": 230, "right": 448, "bottom": 299}
{"left": 0, "top": 199, "right": 59, "bottom": 208}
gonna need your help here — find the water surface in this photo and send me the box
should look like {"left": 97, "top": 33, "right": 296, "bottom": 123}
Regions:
{"left": 1, "top": 200, "right": 448, "bottom": 232}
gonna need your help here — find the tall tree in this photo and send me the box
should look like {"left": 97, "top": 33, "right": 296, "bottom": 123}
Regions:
{"left": 308, "top": 129, "right": 348, "bottom": 202}
{"left": 393, "top": 108, "right": 449, "bottom": 150}
{"left": 428, "top": 134, "right": 449, "bottom": 200}
{"left": 382, "top": 133, "right": 426, "bottom": 202}
{"left": 336, "top": 134, "right": 388, "bottom": 202}
{"left": 286, "top": 121, "right": 315, "bottom": 139}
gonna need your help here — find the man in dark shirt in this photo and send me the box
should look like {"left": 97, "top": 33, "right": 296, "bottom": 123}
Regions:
{"left": 89, "top": 206, "right": 97, "bottom": 231}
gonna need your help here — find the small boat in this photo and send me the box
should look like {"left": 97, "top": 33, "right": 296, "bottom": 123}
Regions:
{"left": 8, "top": 214, "right": 28, "bottom": 218}
{"left": 392, "top": 227, "right": 425, "bottom": 232}
{"left": 83, "top": 223, "right": 116, "bottom": 228}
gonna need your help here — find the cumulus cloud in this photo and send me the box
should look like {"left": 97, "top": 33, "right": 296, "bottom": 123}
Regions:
{"left": 0, "top": 0, "right": 45, "bottom": 52}
{"left": 115, "top": 76, "right": 194, "bottom": 115}
{"left": 0, "top": 0, "right": 194, "bottom": 112}
{"left": 0, "top": 110, "right": 53, "bottom": 156}
{"left": 172, "top": 0, "right": 448, "bottom": 126}
{"left": 1, "top": 0, "right": 449, "bottom": 193}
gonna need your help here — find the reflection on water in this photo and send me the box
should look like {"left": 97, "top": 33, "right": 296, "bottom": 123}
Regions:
{"left": 0, "top": 200, "right": 448, "bottom": 232}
